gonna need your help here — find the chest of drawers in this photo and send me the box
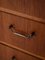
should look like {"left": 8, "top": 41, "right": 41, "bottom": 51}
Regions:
{"left": 0, "top": 0, "right": 45, "bottom": 60}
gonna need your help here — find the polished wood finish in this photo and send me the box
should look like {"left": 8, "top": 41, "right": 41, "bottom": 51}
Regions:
{"left": 0, "top": 12, "right": 2, "bottom": 40}
{"left": 0, "top": 0, "right": 45, "bottom": 19}
{"left": 0, "top": 0, "right": 45, "bottom": 60}
{"left": 0, "top": 12, "right": 4, "bottom": 41}
{"left": 26, "top": 20, "right": 45, "bottom": 57}
{"left": 1, "top": 12, "right": 27, "bottom": 50}
{"left": 1, "top": 12, "right": 45, "bottom": 59}
{"left": 0, "top": 7, "right": 45, "bottom": 24}
{"left": 0, "top": 41, "right": 45, "bottom": 60}
{"left": 0, "top": 44, "right": 40, "bottom": 60}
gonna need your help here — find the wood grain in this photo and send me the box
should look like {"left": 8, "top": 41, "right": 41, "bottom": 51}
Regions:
{"left": 0, "top": 0, "right": 45, "bottom": 19}
{"left": 1, "top": 12, "right": 45, "bottom": 59}
{"left": 1, "top": 12, "right": 28, "bottom": 50}
{"left": 0, "top": 7, "right": 45, "bottom": 24}
{"left": 0, "top": 41, "right": 45, "bottom": 60}
{"left": 0, "top": 0, "right": 45, "bottom": 60}
{"left": 0, "top": 12, "right": 4, "bottom": 41}
{"left": 26, "top": 20, "right": 45, "bottom": 57}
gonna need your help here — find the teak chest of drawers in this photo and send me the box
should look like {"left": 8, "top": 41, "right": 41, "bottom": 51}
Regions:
{"left": 0, "top": 0, "right": 45, "bottom": 60}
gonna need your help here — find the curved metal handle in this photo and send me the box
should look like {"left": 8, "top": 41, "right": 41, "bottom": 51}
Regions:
{"left": 9, "top": 24, "right": 36, "bottom": 39}
{"left": 12, "top": 56, "right": 16, "bottom": 60}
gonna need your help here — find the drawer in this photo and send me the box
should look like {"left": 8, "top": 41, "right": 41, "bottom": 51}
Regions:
{"left": 2, "top": 12, "right": 45, "bottom": 57}
{"left": 0, "top": 44, "right": 40, "bottom": 60}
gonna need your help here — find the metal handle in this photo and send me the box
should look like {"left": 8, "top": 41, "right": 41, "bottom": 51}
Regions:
{"left": 12, "top": 56, "right": 16, "bottom": 60}
{"left": 9, "top": 24, "right": 36, "bottom": 39}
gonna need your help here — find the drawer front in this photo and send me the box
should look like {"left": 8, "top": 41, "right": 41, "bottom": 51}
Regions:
{"left": 2, "top": 12, "right": 45, "bottom": 57}
{"left": 0, "top": 44, "right": 40, "bottom": 60}
{"left": 25, "top": 20, "right": 45, "bottom": 57}
{"left": 2, "top": 12, "right": 28, "bottom": 49}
